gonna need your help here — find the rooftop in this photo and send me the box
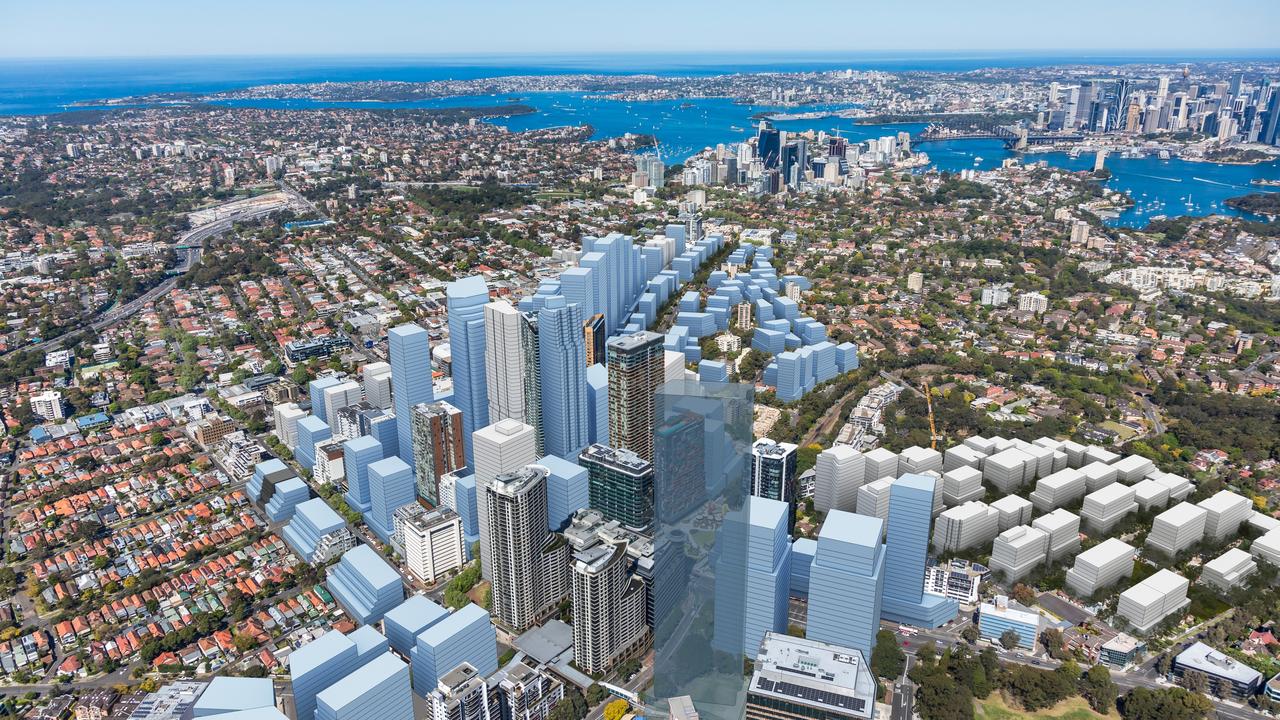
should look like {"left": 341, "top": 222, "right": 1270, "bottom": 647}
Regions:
{"left": 1176, "top": 641, "right": 1262, "bottom": 685}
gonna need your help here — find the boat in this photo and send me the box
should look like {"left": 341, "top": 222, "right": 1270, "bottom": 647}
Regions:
{"left": 973, "top": 156, "right": 983, "bottom": 165}
{"left": 1251, "top": 178, "right": 1280, "bottom": 187}
{"left": 1158, "top": 150, "right": 1171, "bottom": 160}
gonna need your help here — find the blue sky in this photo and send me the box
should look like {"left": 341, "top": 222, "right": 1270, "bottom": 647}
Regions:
{"left": 4, "top": 0, "right": 1278, "bottom": 58}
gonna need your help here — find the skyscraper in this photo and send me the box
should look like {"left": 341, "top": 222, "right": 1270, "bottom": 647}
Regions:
{"left": 880, "top": 474, "right": 959, "bottom": 628}
{"left": 750, "top": 439, "right": 799, "bottom": 531}
{"left": 713, "top": 497, "right": 791, "bottom": 660}
{"left": 653, "top": 411, "right": 705, "bottom": 522}
{"left": 309, "top": 376, "right": 343, "bottom": 424}
{"left": 389, "top": 323, "right": 434, "bottom": 467}
{"left": 483, "top": 302, "right": 545, "bottom": 453}
{"left": 485, "top": 301, "right": 528, "bottom": 427}
{"left": 539, "top": 296, "right": 589, "bottom": 459}
{"left": 447, "top": 276, "right": 490, "bottom": 465}
{"left": 579, "top": 444, "right": 654, "bottom": 531}
{"left": 583, "top": 314, "right": 606, "bottom": 366}
{"left": 473, "top": 419, "right": 539, "bottom": 582}
{"left": 365, "top": 456, "right": 417, "bottom": 544}
{"left": 569, "top": 530, "right": 650, "bottom": 675}
{"left": 342, "top": 435, "right": 384, "bottom": 515}
{"left": 362, "top": 362, "right": 394, "bottom": 410}
{"left": 410, "top": 401, "right": 466, "bottom": 507}
{"left": 607, "top": 331, "right": 665, "bottom": 461}
{"left": 806, "top": 510, "right": 884, "bottom": 661}
{"left": 485, "top": 465, "right": 570, "bottom": 631}
{"left": 757, "top": 123, "right": 782, "bottom": 168}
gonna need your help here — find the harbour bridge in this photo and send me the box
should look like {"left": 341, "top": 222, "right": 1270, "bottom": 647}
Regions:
{"left": 912, "top": 119, "right": 1085, "bottom": 149}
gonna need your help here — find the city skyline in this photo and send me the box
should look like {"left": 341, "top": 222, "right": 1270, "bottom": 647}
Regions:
{"left": 3, "top": 0, "right": 1279, "bottom": 59}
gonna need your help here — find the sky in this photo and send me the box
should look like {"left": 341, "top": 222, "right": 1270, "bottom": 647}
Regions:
{"left": 3, "top": 0, "right": 1279, "bottom": 59}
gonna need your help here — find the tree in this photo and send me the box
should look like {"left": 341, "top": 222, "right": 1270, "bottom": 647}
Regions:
{"left": 1079, "top": 664, "right": 1117, "bottom": 714}
{"left": 871, "top": 629, "right": 907, "bottom": 679}
{"left": 585, "top": 684, "right": 607, "bottom": 706}
{"left": 1154, "top": 653, "right": 1173, "bottom": 677}
{"left": 1120, "top": 687, "right": 1214, "bottom": 720}
{"left": 603, "top": 700, "right": 629, "bottom": 720}
{"left": 999, "top": 629, "right": 1022, "bottom": 651}
{"left": 1180, "top": 669, "right": 1208, "bottom": 695}
{"left": 914, "top": 667, "right": 974, "bottom": 720}
{"left": 1040, "top": 628, "right": 1068, "bottom": 660}
{"left": 960, "top": 624, "right": 980, "bottom": 644}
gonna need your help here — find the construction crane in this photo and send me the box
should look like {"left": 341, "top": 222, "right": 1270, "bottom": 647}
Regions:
{"left": 923, "top": 381, "right": 941, "bottom": 450}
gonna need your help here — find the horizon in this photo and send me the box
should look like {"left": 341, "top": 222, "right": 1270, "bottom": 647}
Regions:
{"left": 5, "top": 0, "right": 1280, "bottom": 59}
{"left": 3, "top": 48, "right": 1280, "bottom": 64}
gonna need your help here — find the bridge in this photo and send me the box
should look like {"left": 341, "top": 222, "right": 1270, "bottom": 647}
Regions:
{"left": 912, "top": 120, "right": 1085, "bottom": 149}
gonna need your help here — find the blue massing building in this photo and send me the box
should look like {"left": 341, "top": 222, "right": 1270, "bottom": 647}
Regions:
{"left": 295, "top": 415, "right": 331, "bottom": 471}
{"left": 342, "top": 435, "right": 383, "bottom": 515}
{"left": 585, "top": 363, "right": 609, "bottom": 446}
{"left": 264, "top": 477, "right": 309, "bottom": 522}
{"left": 713, "top": 497, "right": 792, "bottom": 660}
{"left": 410, "top": 603, "right": 498, "bottom": 695}
{"left": 538, "top": 296, "right": 589, "bottom": 459}
{"left": 446, "top": 276, "right": 490, "bottom": 465}
{"left": 388, "top": 323, "right": 433, "bottom": 468}
{"left": 806, "top": 510, "right": 885, "bottom": 661}
{"left": 283, "top": 497, "right": 352, "bottom": 564}
{"left": 309, "top": 376, "right": 343, "bottom": 424}
{"left": 538, "top": 454, "right": 589, "bottom": 532}
{"left": 315, "top": 652, "right": 413, "bottom": 720}
{"left": 364, "top": 456, "right": 415, "bottom": 544}
{"left": 790, "top": 537, "right": 817, "bottom": 599}
{"left": 382, "top": 595, "right": 448, "bottom": 657}
{"left": 289, "top": 628, "right": 388, "bottom": 720}
{"left": 880, "top": 474, "right": 959, "bottom": 628}
{"left": 327, "top": 544, "right": 404, "bottom": 626}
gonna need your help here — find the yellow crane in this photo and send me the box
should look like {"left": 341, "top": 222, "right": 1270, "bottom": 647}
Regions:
{"left": 923, "top": 381, "right": 940, "bottom": 450}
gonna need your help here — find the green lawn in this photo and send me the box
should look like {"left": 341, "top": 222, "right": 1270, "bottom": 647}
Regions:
{"left": 975, "top": 695, "right": 1118, "bottom": 720}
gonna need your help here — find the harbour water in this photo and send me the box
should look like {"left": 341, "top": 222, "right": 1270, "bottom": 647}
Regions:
{"left": 2, "top": 53, "right": 1277, "bottom": 228}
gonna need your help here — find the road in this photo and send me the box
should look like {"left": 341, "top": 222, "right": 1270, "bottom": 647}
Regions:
{"left": 5, "top": 186, "right": 317, "bottom": 357}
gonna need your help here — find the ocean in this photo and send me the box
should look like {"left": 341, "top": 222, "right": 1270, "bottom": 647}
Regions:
{"left": 1, "top": 52, "right": 1278, "bottom": 227}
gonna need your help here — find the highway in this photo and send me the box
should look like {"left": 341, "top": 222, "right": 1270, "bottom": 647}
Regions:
{"left": 7, "top": 185, "right": 317, "bottom": 357}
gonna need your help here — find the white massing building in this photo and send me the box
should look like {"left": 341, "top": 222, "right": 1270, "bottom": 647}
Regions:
{"left": 1083, "top": 446, "right": 1120, "bottom": 466}
{"left": 1032, "top": 509, "right": 1081, "bottom": 561}
{"left": 983, "top": 448, "right": 1035, "bottom": 494}
{"left": 814, "top": 445, "right": 864, "bottom": 513}
{"left": 1111, "top": 455, "right": 1155, "bottom": 484}
{"left": 941, "top": 466, "right": 984, "bottom": 506}
{"left": 944, "top": 444, "right": 985, "bottom": 472}
{"left": 1197, "top": 490, "right": 1251, "bottom": 542}
{"left": 1029, "top": 468, "right": 1086, "bottom": 511}
{"left": 1065, "top": 538, "right": 1135, "bottom": 597}
{"left": 861, "top": 447, "right": 898, "bottom": 486}
{"left": 989, "top": 525, "right": 1049, "bottom": 581}
{"left": 898, "top": 446, "right": 943, "bottom": 476}
{"left": 990, "top": 495, "right": 1033, "bottom": 531}
{"left": 933, "top": 501, "right": 999, "bottom": 553}
{"left": 1148, "top": 471, "right": 1193, "bottom": 502}
{"left": 1146, "top": 502, "right": 1207, "bottom": 557}
{"left": 1117, "top": 569, "right": 1190, "bottom": 633}
{"left": 855, "top": 478, "right": 894, "bottom": 521}
{"left": 1199, "top": 548, "right": 1257, "bottom": 592}
{"left": 1251, "top": 527, "right": 1280, "bottom": 566}
{"left": 362, "top": 362, "right": 393, "bottom": 409}
{"left": 1130, "top": 479, "right": 1170, "bottom": 512}
{"left": 273, "top": 402, "right": 307, "bottom": 448}
{"left": 1081, "top": 483, "right": 1137, "bottom": 533}
{"left": 1079, "top": 461, "right": 1118, "bottom": 492}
